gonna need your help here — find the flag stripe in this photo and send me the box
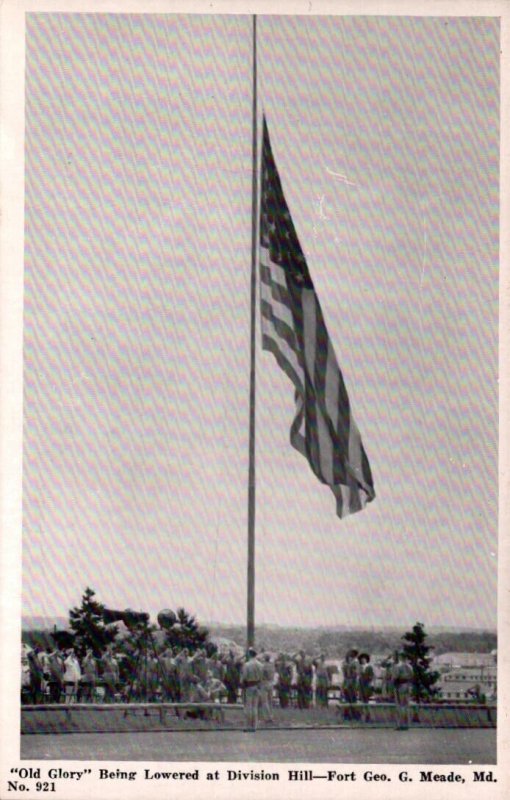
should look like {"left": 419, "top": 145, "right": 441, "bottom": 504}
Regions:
{"left": 324, "top": 342, "right": 345, "bottom": 485}
{"left": 324, "top": 344, "right": 340, "bottom": 431}
{"left": 312, "top": 293, "right": 339, "bottom": 472}
{"left": 260, "top": 247, "right": 289, "bottom": 292}
{"left": 315, "top": 300, "right": 351, "bottom": 457}
{"left": 301, "top": 289, "right": 326, "bottom": 481}
{"left": 260, "top": 263, "right": 293, "bottom": 309}
{"left": 260, "top": 279, "right": 295, "bottom": 332}
{"left": 262, "top": 333, "right": 305, "bottom": 394}
{"left": 260, "top": 298, "right": 301, "bottom": 360}
{"left": 348, "top": 418, "right": 364, "bottom": 480}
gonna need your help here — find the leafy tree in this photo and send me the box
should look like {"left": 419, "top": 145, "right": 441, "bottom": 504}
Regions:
{"left": 160, "top": 607, "right": 209, "bottom": 653}
{"left": 52, "top": 629, "right": 75, "bottom": 651}
{"left": 401, "top": 622, "right": 440, "bottom": 702}
{"left": 69, "top": 587, "right": 116, "bottom": 659}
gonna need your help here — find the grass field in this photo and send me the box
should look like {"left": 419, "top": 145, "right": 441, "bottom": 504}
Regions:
{"left": 21, "top": 727, "right": 497, "bottom": 764}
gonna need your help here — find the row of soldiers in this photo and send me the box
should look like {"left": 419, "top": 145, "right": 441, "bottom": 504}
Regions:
{"left": 22, "top": 646, "right": 124, "bottom": 705}
{"left": 22, "top": 644, "right": 335, "bottom": 708}
{"left": 157, "top": 647, "right": 362, "bottom": 711}
{"left": 237, "top": 648, "right": 369, "bottom": 730}
{"left": 22, "top": 641, "right": 409, "bottom": 718}
{"left": 22, "top": 645, "right": 235, "bottom": 706}
{"left": 241, "top": 648, "right": 414, "bottom": 731}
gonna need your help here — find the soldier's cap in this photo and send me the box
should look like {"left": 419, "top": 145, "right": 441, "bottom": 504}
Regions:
{"left": 247, "top": 647, "right": 257, "bottom": 657}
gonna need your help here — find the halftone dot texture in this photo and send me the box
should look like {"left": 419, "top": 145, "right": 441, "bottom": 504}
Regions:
{"left": 24, "top": 15, "right": 498, "bottom": 630}
{"left": 258, "top": 16, "right": 499, "bottom": 629}
{"left": 24, "top": 14, "right": 251, "bottom": 623}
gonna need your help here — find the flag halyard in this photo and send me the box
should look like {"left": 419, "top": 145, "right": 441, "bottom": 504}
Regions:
{"left": 259, "top": 117, "right": 375, "bottom": 519}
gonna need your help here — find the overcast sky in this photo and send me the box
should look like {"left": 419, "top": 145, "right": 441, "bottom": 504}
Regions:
{"left": 22, "top": 13, "right": 499, "bottom": 632}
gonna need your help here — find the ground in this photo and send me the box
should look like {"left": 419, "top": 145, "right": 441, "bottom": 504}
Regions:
{"left": 21, "top": 728, "right": 496, "bottom": 764}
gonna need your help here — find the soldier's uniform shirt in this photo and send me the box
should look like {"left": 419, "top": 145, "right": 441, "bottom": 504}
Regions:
{"left": 241, "top": 658, "right": 264, "bottom": 686}
{"left": 241, "top": 658, "right": 264, "bottom": 730}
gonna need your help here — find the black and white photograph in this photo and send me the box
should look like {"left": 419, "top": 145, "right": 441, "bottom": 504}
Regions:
{"left": 1, "top": 1, "right": 508, "bottom": 798}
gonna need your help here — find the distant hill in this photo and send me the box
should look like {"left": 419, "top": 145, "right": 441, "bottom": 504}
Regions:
{"left": 21, "top": 616, "right": 496, "bottom": 658}
{"left": 22, "top": 615, "right": 69, "bottom": 631}
{"left": 204, "top": 622, "right": 497, "bottom": 635}
{"left": 207, "top": 624, "right": 497, "bottom": 658}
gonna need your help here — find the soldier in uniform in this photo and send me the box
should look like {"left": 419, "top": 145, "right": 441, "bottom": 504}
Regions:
{"left": 146, "top": 655, "right": 160, "bottom": 702}
{"left": 101, "top": 647, "right": 119, "bottom": 703}
{"left": 81, "top": 649, "right": 98, "bottom": 703}
{"left": 190, "top": 649, "right": 208, "bottom": 686}
{"left": 241, "top": 648, "right": 263, "bottom": 731}
{"left": 315, "top": 654, "right": 330, "bottom": 708}
{"left": 63, "top": 648, "right": 81, "bottom": 705}
{"left": 161, "top": 647, "right": 180, "bottom": 702}
{"left": 342, "top": 649, "right": 360, "bottom": 721}
{"left": 391, "top": 651, "right": 413, "bottom": 730}
{"left": 358, "top": 653, "right": 375, "bottom": 721}
{"left": 46, "top": 649, "right": 64, "bottom": 704}
{"left": 275, "top": 654, "right": 293, "bottom": 709}
{"left": 223, "top": 650, "right": 242, "bottom": 705}
{"left": 175, "top": 648, "right": 193, "bottom": 702}
{"left": 295, "top": 650, "right": 313, "bottom": 709}
{"left": 259, "top": 652, "right": 275, "bottom": 723}
{"left": 27, "top": 649, "right": 44, "bottom": 705}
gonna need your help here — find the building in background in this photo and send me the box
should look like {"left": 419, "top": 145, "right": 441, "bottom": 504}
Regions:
{"left": 435, "top": 652, "right": 497, "bottom": 701}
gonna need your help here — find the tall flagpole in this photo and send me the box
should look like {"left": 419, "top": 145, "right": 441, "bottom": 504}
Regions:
{"left": 247, "top": 14, "right": 257, "bottom": 649}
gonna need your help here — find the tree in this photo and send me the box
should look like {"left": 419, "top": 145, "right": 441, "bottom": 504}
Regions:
{"left": 401, "top": 622, "right": 440, "bottom": 702}
{"left": 69, "top": 587, "right": 116, "bottom": 659}
{"left": 159, "top": 607, "right": 209, "bottom": 653}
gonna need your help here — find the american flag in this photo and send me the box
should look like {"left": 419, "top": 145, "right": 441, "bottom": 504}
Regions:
{"left": 259, "top": 117, "right": 375, "bottom": 518}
